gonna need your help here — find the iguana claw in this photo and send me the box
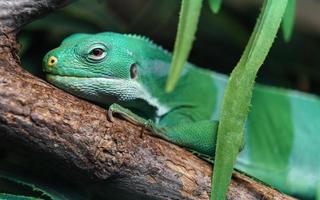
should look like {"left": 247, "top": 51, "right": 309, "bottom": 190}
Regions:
{"left": 107, "top": 108, "right": 114, "bottom": 122}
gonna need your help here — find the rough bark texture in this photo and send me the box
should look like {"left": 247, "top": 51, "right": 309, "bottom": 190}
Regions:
{"left": 0, "top": 0, "right": 296, "bottom": 199}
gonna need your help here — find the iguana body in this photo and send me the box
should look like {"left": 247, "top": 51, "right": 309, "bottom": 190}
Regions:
{"left": 43, "top": 32, "right": 320, "bottom": 199}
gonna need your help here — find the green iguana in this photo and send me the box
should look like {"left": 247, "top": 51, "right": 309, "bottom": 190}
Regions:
{"left": 42, "top": 32, "right": 320, "bottom": 199}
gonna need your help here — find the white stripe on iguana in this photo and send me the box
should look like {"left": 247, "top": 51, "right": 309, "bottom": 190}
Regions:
{"left": 72, "top": 77, "right": 170, "bottom": 118}
{"left": 137, "top": 82, "right": 170, "bottom": 117}
{"left": 287, "top": 90, "right": 320, "bottom": 197}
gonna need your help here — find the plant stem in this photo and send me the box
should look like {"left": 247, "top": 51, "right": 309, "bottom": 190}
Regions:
{"left": 208, "top": 0, "right": 222, "bottom": 13}
{"left": 211, "top": 1, "right": 288, "bottom": 199}
{"left": 165, "top": 0, "right": 203, "bottom": 93}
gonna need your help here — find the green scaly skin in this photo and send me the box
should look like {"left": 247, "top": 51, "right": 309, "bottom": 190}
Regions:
{"left": 43, "top": 32, "right": 320, "bottom": 199}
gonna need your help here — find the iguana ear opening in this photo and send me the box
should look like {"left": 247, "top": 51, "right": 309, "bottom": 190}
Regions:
{"left": 130, "top": 63, "right": 138, "bottom": 79}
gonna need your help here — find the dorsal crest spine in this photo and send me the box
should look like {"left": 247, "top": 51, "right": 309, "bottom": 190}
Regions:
{"left": 125, "top": 34, "right": 170, "bottom": 55}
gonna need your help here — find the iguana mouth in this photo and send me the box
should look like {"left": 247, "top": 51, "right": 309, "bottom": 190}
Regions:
{"left": 46, "top": 73, "right": 119, "bottom": 80}
{"left": 46, "top": 73, "right": 92, "bottom": 78}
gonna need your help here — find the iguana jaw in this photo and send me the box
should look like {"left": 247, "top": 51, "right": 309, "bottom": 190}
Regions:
{"left": 43, "top": 53, "right": 117, "bottom": 79}
{"left": 44, "top": 70, "right": 119, "bottom": 79}
{"left": 46, "top": 74, "right": 170, "bottom": 117}
{"left": 46, "top": 74, "right": 132, "bottom": 101}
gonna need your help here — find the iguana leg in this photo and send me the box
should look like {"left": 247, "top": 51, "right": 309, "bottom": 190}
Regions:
{"left": 108, "top": 103, "right": 146, "bottom": 125}
{"left": 163, "top": 121, "right": 218, "bottom": 157}
{"left": 108, "top": 103, "right": 218, "bottom": 157}
{"left": 107, "top": 103, "right": 164, "bottom": 136}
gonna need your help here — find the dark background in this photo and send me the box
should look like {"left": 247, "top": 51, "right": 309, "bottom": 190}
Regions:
{"left": 18, "top": 0, "right": 320, "bottom": 95}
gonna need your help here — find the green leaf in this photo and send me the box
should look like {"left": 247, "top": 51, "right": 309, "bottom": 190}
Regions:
{"left": 0, "top": 172, "right": 86, "bottom": 200}
{"left": 211, "top": 0, "right": 288, "bottom": 199}
{"left": 282, "top": 0, "right": 296, "bottom": 42}
{"left": 208, "top": 0, "right": 222, "bottom": 14}
{"left": 165, "top": 0, "right": 203, "bottom": 92}
{"left": 0, "top": 175, "right": 60, "bottom": 200}
{"left": 0, "top": 193, "right": 40, "bottom": 200}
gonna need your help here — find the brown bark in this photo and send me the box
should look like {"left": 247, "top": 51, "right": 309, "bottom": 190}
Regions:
{"left": 0, "top": 0, "right": 296, "bottom": 199}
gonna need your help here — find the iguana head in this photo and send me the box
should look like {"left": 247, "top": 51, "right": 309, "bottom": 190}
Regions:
{"left": 43, "top": 32, "right": 170, "bottom": 118}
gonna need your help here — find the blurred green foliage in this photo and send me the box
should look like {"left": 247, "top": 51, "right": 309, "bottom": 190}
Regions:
{"left": 18, "top": 0, "right": 320, "bottom": 93}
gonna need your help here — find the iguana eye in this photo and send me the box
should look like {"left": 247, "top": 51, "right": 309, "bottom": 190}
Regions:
{"left": 91, "top": 48, "right": 104, "bottom": 56}
{"left": 87, "top": 46, "right": 106, "bottom": 61}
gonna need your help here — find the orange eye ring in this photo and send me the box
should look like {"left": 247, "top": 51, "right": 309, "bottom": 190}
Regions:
{"left": 48, "top": 56, "right": 57, "bottom": 67}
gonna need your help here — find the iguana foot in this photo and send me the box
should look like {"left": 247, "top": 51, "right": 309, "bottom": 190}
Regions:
{"left": 107, "top": 103, "right": 147, "bottom": 125}
{"left": 107, "top": 103, "right": 163, "bottom": 138}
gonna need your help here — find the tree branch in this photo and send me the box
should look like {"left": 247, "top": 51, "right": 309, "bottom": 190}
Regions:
{"left": 0, "top": 0, "right": 296, "bottom": 199}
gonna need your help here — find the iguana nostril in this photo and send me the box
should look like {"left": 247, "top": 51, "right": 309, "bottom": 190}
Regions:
{"left": 48, "top": 56, "right": 57, "bottom": 67}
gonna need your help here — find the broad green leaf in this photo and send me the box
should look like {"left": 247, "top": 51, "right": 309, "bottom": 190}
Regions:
{"left": 211, "top": 0, "right": 288, "bottom": 199}
{"left": 282, "top": 0, "right": 296, "bottom": 42}
{"left": 165, "top": 0, "right": 203, "bottom": 92}
{"left": 0, "top": 175, "right": 60, "bottom": 200}
{"left": 0, "top": 172, "right": 85, "bottom": 200}
{"left": 208, "top": 0, "right": 222, "bottom": 13}
{"left": 0, "top": 193, "right": 40, "bottom": 200}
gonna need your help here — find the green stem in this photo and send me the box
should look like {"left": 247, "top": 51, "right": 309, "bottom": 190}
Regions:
{"left": 211, "top": 1, "right": 288, "bottom": 199}
{"left": 208, "top": 0, "right": 222, "bottom": 14}
{"left": 165, "top": 0, "right": 203, "bottom": 93}
{"left": 282, "top": 0, "right": 296, "bottom": 42}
